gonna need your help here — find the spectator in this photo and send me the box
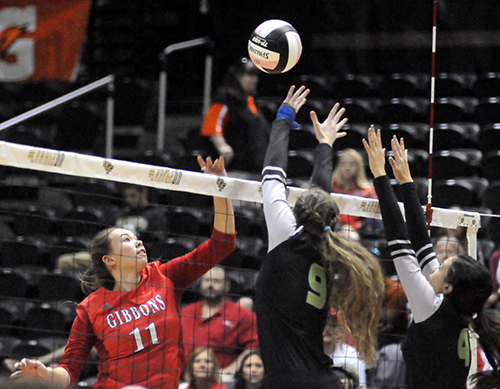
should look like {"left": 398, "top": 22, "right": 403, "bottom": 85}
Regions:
{"left": 10, "top": 156, "right": 236, "bottom": 389}
{"left": 331, "top": 148, "right": 380, "bottom": 236}
{"left": 233, "top": 350, "right": 265, "bottom": 389}
{"left": 114, "top": 184, "right": 168, "bottom": 247}
{"left": 323, "top": 311, "right": 367, "bottom": 388}
{"left": 179, "top": 347, "right": 228, "bottom": 389}
{"left": 435, "top": 236, "right": 465, "bottom": 265}
{"left": 201, "top": 57, "right": 270, "bottom": 174}
{"left": 181, "top": 266, "right": 259, "bottom": 381}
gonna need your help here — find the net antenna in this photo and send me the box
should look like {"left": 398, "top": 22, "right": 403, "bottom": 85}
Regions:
{"left": 426, "top": 0, "right": 438, "bottom": 231}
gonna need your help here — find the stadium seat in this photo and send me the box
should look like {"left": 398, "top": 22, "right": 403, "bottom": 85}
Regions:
{"left": 472, "top": 72, "right": 500, "bottom": 98}
{"left": 22, "top": 304, "right": 71, "bottom": 339}
{"left": 164, "top": 206, "right": 202, "bottom": 236}
{"left": 0, "top": 335, "right": 23, "bottom": 358}
{"left": 148, "top": 237, "right": 197, "bottom": 262}
{"left": 433, "top": 97, "right": 477, "bottom": 123}
{"left": 379, "top": 73, "right": 423, "bottom": 98}
{"left": 473, "top": 98, "right": 500, "bottom": 125}
{"left": 380, "top": 122, "right": 429, "bottom": 150}
{"left": 11, "top": 340, "right": 52, "bottom": 359}
{"left": 332, "top": 74, "right": 379, "bottom": 98}
{"left": 287, "top": 150, "right": 315, "bottom": 179}
{"left": 0, "top": 125, "right": 50, "bottom": 148}
{"left": 298, "top": 74, "right": 332, "bottom": 97}
{"left": 295, "top": 98, "right": 326, "bottom": 123}
{"left": 483, "top": 181, "right": 500, "bottom": 213}
{"left": 334, "top": 123, "right": 370, "bottom": 151}
{"left": 36, "top": 272, "right": 83, "bottom": 303}
{"left": 431, "top": 72, "right": 475, "bottom": 98}
{"left": 340, "top": 98, "right": 379, "bottom": 123}
{"left": 377, "top": 97, "right": 428, "bottom": 124}
{"left": 56, "top": 206, "right": 111, "bottom": 238}
{"left": 386, "top": 149, "right": 429, "bottom": 179}
{"left": 0, "top": 268, "right": 27, "bottom": 299}
{"left": 432, "top": 177, "right": 488, "bottom": 208}
{"left": 8, "top": 206, "right": 58, "bottom": 237}
{"left": 478, "top": 123, "right": 500, "bottom": 154}
{"left": 431, "top": 122, "right": 480, "bottom": 151}
{"left": 0, "top": 236, "right": 46, "bottom": 268}
{"left": 0, "top": 306, "right": 14, "bottom": 336}
{"left": 481, "top": 151, "right": 500, "bottom": 182}
{"left": 289, "top": 126, "right": 318, "bottom": 150}
{"left": 431, "top": 149, "right": 482, "bottom": 180}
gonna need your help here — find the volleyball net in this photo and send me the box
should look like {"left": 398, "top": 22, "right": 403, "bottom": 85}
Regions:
{"left": 0, "top": 139, "right": 487, "bottom": 386}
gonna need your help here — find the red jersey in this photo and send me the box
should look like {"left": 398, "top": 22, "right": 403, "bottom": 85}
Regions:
{"left": 59, "top": 229, "right": 236, "bottom": 389}
{"left": 181, "top": 299, "right": 258, "bottom": 368}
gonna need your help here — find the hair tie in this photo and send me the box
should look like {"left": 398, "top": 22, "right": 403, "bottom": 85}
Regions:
{"left": 472, "top": 313, "right": 478, "bottom": 319}
{"left": 324, "top": 226, "right": 331, "bottom": 232}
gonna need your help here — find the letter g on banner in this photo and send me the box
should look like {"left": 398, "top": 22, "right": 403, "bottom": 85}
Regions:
{"left": 0, "top": 6, "right": 36, "bottom": 81}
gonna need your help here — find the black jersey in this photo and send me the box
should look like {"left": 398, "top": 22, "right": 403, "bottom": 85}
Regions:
{"left": 256, "top": 117, "right": 343, "bottom": 389}
{"left": 374, "top": 176, "right": 470, "bottom": 389}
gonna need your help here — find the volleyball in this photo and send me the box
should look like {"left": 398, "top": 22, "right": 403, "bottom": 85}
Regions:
{"left": 248, "top": 19, "right": 302, "bottom": 74}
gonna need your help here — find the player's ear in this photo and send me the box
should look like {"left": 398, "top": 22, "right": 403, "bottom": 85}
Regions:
{"left": 103, "top": 255, "right": 115, "bottom": 267}
{"left": 443, "top": 283, "right": 453, "bottom": 294}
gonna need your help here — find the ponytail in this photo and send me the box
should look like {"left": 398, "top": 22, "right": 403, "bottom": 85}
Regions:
{"left": 293, "top": 188, "right": 385, "bottom": 366}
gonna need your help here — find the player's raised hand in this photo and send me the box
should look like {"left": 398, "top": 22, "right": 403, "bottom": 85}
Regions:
{"left": 282, "top": 85, "right": 310, "bottom": 113}
{"left": 310, "top": 102, "right": 347, "bottom": 146}
{"left": 362, "top": 125, "right": 386, "bottom": 178}
{"left": 197, "top": 155, "right": 227, "bottom": 177}
{"left": 389, "top": 136, "right": 413, "bottom": 184}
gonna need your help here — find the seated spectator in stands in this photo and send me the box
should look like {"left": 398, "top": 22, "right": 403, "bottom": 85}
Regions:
{"left": 323, "top": 310, "right": 367, "bottom": 388}
{"left": 332, "top": 367, "right": 358, "bottom": 389}
{"left": 331, "top": 149, "right": 380, "bottom": 236}
{"left": 434, "top": 236, "right": 465, "bottom": 265}
{"left": 233, "top": 350, "right": 265, "bottom": 389}
{"left": 114, "top": 184, "right": 168, "bottom": 247}
{"left": 181, "top": 266, "right": 259, "bottom": 385}
{"left": 179, "top": 347, "right": 228, "bottom": 389}
{"left": 201, "top": 57, "right": 270, "bottom": 174}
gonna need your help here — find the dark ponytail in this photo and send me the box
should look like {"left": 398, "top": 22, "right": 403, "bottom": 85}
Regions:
{"left": 471, "top": 310, "right": 500, "bottom": 389}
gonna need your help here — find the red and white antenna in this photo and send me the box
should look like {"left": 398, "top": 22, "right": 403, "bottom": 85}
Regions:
{"left": 426, "top": 0, "right": 438, "bottom": 230}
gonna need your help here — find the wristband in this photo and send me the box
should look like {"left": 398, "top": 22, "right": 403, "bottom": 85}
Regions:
{"left": 277, "top": 104, "right": 299, "bottom": 129}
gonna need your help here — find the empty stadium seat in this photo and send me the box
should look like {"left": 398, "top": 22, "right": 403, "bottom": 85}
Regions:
{"left": 431, "top": 72, "right": 476, "bottom": 98}
{"left": 432, "top": 177, "right": 488, "bottom": 208}
{"left": 287, "top": 150, "right": 315, "bottom": 179}
{"left": 332, "top": 74, "right": 379, "bottom": 98}
{"left": 8, "top": 205, "right": 58, "bottom": 237}
{"left": 289, "top": 126, "right": 319, "bottom": 150}
{"left": 147, "top": 237, "right": 198, "bottom": 262}
{"left": 0, "top": 268, "right": 27, "bottom": 299}
{"left": 380, "top": 122, "right": 428, "bottom": 150}
{"left": 481, "top": 151, "right": 500, "bottom": 182}
{"left": 22, "top": 303, "right": 71, "bottom": 339}
{"left": 379, "top": 73, "right": 423, "bottom": 98}
{"left": 483, "top": 181, "right": 500, "bottom": 213}
{"left": 474, "top": 97, "right": 500, "bottom": 125}
{"left": 432, "top": 97, "right": 477, "bottom": 123}
{"left": 0, "top": 236, "right": 46, "bottom": 268}
{"left": 36, "top": 272, "right": 83, "bottom": 303}
{"left": 340, "top": 98, "right": 379, "bottom": 123}
{"left": 165, "top": 206, "right": 203, "bottom": 236}
{"left": 432, "top": 149, "right": 482, "bottom": 180}
{"left": 378, "top": 97, "right": 428, "bottom": 124}
{"left": 478, "top": 123, "right": 500, "bottom": 154}
{"left": 431, "top": 122, "right": 480, "bottom": 151}
{"left": 472, "top": 72, "right": 500, "bottom": 98}
{"left": 56, "top": 206, "right": 111, "bottom": 238}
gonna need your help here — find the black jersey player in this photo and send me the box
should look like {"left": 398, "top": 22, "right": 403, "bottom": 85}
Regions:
{"left": 255, "top": 86, "right": 385, "bottom": 389}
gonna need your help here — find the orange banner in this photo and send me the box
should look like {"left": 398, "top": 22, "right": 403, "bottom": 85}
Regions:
{"left": 0, "top": 0, "right": 91, "bottom": 81}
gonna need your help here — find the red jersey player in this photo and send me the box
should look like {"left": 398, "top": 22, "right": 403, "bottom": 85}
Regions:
{"left": 11, "top": 156, "right": 236, "bottom": 389}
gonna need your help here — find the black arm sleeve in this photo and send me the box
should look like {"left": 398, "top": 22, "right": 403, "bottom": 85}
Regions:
{"left": 373, "top": 176, "right": 409, "bottom": 242}
{"left": 399, "top": 182, "right": 436, "bottom": 270}
{"left": 262, "top": 118, "right": 290, "bottom": 173}
{"left": 310, "top": 143, "right": 333, "bottom": 193}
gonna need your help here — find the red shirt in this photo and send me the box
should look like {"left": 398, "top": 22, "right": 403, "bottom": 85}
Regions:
{"left": 181, "top": 299, "right": 259, "bottom": 368}
{"left": 331, "top": 181, "right": 377, "bottom": 230}
{"left": 59, "top": 229, "right": 236, "bottom": 389}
